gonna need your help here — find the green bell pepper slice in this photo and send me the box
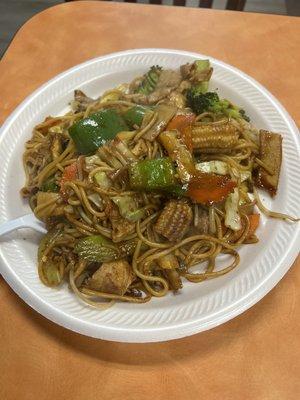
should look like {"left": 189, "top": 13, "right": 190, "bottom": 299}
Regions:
{"left": 69, "top": 109, "right": 129, "bottom": 154}
{"left": 74, "top": 235, "right": 120, "bottom": 262}
{"left": 74, "top": 235, "right": 147, "bottom": 262}
{"left": 129, "top": 157, "right": 186, "bottom": 195}
{"left": 123, "top": 105, "right": 151, "bottom": 128}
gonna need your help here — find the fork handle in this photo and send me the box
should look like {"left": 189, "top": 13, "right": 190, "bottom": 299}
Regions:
{"left": 0, "top": 214, "right": 46, "bottom": 236}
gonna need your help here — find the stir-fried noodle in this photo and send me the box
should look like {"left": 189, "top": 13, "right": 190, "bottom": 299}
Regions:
{"left": 21, "top": 60, "right": 299, "bottom": 308}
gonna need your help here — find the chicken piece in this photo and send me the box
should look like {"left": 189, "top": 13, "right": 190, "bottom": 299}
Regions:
{"left": 71, "top": 90, "right": 95, "bottom": 113}
{"left": 87, "top": 259, "right": 134, "bottom": 295}
{"left": 154, "top": 200, "right": 193, "bottom": 242}
{"left": 127, "top": 69, "right": 181, "bottom": 105}
{"left": 180, "top": 62, "right": 213, "bottom": 84}
{"left": 126, "top": 90, "right": 177, "bottom": 105}
{"left": 124, "top": 93, "right": 149, "bottom": 105}
{"left": 146, "top": 70, "right": 182, "bottom": 103}
{"left": 180, "top": 63, "right": 193, "bottom": 79}
{"left": 256, "top": 130, "right": 282, "bottom": 196}
{"left": 148, "top": 88, "right": 175, "bottom": 104}
{"left": 156, "top": 70, "right": 182, "bottom": 90}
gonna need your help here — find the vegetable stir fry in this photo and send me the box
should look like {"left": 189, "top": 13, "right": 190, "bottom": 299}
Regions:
{"left": 21, "top": 59, "right": 298, "bottom": 308}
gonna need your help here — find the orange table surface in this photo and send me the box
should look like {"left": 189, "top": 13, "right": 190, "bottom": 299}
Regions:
{"left": 0, "top": 2, "right": 299, "bottom": 399}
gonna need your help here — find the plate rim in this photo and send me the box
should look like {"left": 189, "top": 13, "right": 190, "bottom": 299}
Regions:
{"left": 0, "top": 48, "right": 299, "bottom": 342}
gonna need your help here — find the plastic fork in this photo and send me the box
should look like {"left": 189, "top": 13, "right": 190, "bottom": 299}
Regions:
{"left": 0, "top": 213, "right": 47, "bottom": 236}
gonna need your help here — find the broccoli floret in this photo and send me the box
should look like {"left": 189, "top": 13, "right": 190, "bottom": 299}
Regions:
{"left": 136, "top": 65, "right": 162, "bottom": 95}
{"left": 186, "top": 89, "right": 250, "bottom": 122}
{"left": 186, "top": 90, "right": 219, "bottom": 115}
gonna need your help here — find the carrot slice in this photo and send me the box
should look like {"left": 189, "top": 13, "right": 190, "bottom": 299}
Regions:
{"left": 230, "top": 213, "right": 260, "bottom": 242}
{"left": 60, "top": 162, "right": 78, "bottom": 198}
{"left": 247, "top": 214, "right": 260, "bottom": 237}
{"left": 167, "top": 113, "right": 195, "bottom": 131}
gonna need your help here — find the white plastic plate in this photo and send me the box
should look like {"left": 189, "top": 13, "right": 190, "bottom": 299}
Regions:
{"left": 0, "top": 49, "right": 299, "bottom": 342}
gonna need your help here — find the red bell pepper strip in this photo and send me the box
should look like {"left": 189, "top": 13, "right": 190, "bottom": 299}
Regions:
{"left": 187, "top": 172, "right": 236, "bottom": 204}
